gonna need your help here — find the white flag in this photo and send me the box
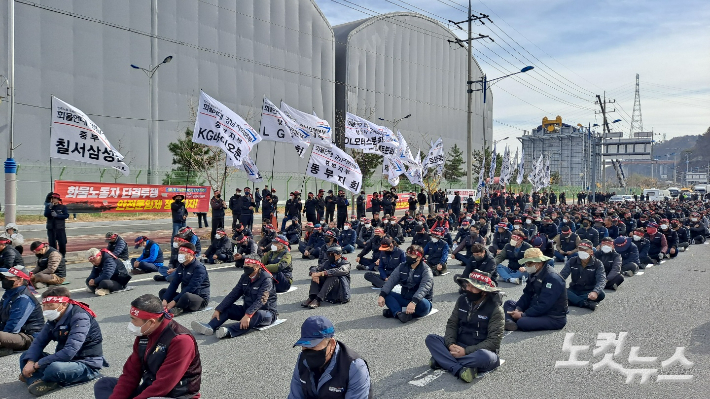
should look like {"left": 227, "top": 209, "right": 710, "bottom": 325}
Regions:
{"left": 344, "top": 113, "right": 398, "bottom": 155}
{"left": 489, "top": 144, "right": 497, "bottom": 184}
{"left": 500, "top": 146, "right": 510, "bottom": 186}
{"left": 396, "top": 131, "right": 417, "bottom": 167}
{"left": 193, "top": 90, "right": 262, "bottom": 167}
{"left": 404, "top": 165, "right": 425, "bottom": 188}
{"left": 516, "top": 148, "right": 525, "bottom": 185}
{"left": 306, "top": 144, "right": 363, "bottom": 194}
{"left": 259, "top": 97, "right": 310, "bottom": 158}
{"left": 544, "top": 156, "right": 551, "bottom": 188}
{"left": 476, "top": 154, "right": 486, "bottom": 191}
{"left": 281, "top": 102, "right": 332, "bottom": 147}
{"left": 50, "top": 96, "right": 129, "bottom": 175}
{"left": 228, "top": 155, "right": 262, "bottom": 183}
{"left": 425, "top": 138, "right": 444, "bottom": 168}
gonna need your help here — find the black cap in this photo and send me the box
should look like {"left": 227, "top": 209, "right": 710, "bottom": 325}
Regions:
{"left": 326, "top": 245, "right": 343, "bottom": 255}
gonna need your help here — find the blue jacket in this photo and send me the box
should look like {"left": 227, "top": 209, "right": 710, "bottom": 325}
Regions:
{"left": 288, "top": 342, "right": 370, "bottom": 399}
{"left": 44, "top": 203, "right": 69, "bottom": 230}
{"left": 24, "top": 304, "right": 106, "bottom": 370}
{"left": 377, "top": 247, "right": 406, "bottom": 280}
{"left": 136, "top": 240, "right": 164, "bottom": 265}
{"left": 619, "top": 244, "right": 640, "bottom": 266}
{"left": 633, "top": 237, "right": 650, "bottom": 258}
{"left": 216, "top": 269, "right": 277, "bottom": 316}
{"left": 339, "top": 229, "right": 357, "bottom": 247}
{"left": 424, "top": 240, "right": 449, "bottom": 265}
{"left": 88, "top": 251, "right": 128, "bottom": 286}
{"left": 1, "top": 286, "right": 42, "bottom": 334}
{"left": 515, "top": 265, "right": 568, "bottom": 318}
{"left": 163, "top": 258, "right": 210, "bottom": 303}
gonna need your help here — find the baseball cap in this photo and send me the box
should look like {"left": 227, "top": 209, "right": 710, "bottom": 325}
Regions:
{"left": 293, "top": 316, "right": 335, "bottom": 348}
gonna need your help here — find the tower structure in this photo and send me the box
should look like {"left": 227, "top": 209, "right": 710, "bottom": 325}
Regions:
{"left": 630, "top": 73, "right": 643, "bottom": 137}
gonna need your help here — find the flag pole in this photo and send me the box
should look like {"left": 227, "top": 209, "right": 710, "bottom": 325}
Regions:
{"left": 49, "top": 95, "right": 54, "bottom": 192}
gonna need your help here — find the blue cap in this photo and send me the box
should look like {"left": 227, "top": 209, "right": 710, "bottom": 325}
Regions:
{"left": 134, "top": 236, "right": 147, "bottom": 248}
{"left": 293, "top": 316, "right": 335, "bottom": 348}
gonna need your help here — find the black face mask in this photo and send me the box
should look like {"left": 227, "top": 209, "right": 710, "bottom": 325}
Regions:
{"left": 303, "top": 343, "right": 329, "bottom": 371}
{"left": 35, "top": 253, "right": 43, "bottom": 258}
{"left": 466, "top": 291, "right": 483, "bottom": 301}
{"left": 1, "top": 279, "right": 15, "bottom": 290}
{"left": 582, "top": 222, "right": 590, "bottom": 227}
{"left": 328, "top": 254, "right": 337, "bottom": 262}
{"left": 406, "top": 255, "right": 418, "bottom": 265}
{"left": 243, "top": 267, "right": 255, "bottom": 275}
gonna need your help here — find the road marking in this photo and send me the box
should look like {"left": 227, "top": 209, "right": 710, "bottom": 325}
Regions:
{"left": 408, "top": 369, "right": 446, "bottom": 386}
{"left": 278, "top": 286, "right": 298, "bottom": 294}
{"left": 256, "top": 318, "right": 287, "bottom": 331}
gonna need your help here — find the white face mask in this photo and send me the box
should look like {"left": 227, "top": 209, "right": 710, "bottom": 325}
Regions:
{"left": 577, "top": 251, "right": 590, "bottom": 260}
{"left": 127, "top": 320, "right": 148, "bottom": 337}
{"left": 270, "top": 244, "right": 278, "bottom": 252}
{"left": 563, "top": 219, "right": 568, "bottom": 223}
{"left": 172, "top": 242, "right": 179, "bottom": 249}
{"left": 526, "top": 219, "right": 532, "bottom": 224}
{"left": 365, "top": 224, "right": 371, "bottom": 228}
{"left": 633, "top": 235, "right": 641, "bottom": 241}
{"left": 214, "top": 234, "right": 222, "bottom": 239}
{"left": 510, "top": 239, "right": 518, "bottom": 246}
{"left": 43, "top": 309, "right": 61, "bottom": 321}
{"left": 343, "top": 226, "right": 349, "bottom": 230}
{"left": 660, "top": 224, "right": 668, "bottom": 230}
{"left": 601, "top": 246, "right": 612, "bottom": 253}
{"left": 384, "top": 220, "right": 389, "bottom": 224}
{"left": 431, "top": 237, "right": 439, "bottom": 243}
{"left": 514, "top": 225, "right": 521, "bottom": 230}
{"left": 525, "top": 265, "right": 538, "bottom": 274}
{"left": 177, "top": 254, "right": 187, "bottom": 264}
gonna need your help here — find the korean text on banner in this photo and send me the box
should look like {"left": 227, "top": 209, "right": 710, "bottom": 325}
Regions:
{"left": 259, "top": 97, "right": 309, "bottom": 157}
{"left": 193, "top": 90, "right": 262, "bottom": 167}
{"left": 306, "top": 144, "right": 362, "bottom": 194}
{"left": 281, "top": 101, "right": 332, "bottom": 147}
{"left": 50, "top": 97, "right": 129, "bottom": 176}
{"left": 227, "top": 155, "right": 263, "bottom": 183}
{"left": 345, "top": 113, "right": 399, "bottom": 155}
{"left": 53, "top": 181, "right": 210, "bottom": 214}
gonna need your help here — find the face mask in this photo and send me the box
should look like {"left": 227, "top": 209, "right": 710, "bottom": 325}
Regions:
{"left": 365, "top": 224, "right": 371, "bottom": 228}
{"left": 577, "top": 251, "right": 590, "bottom": 260}
{"left": 384, "top": 220, "right": 389, "bottom": 224}
{"left": 35, "top": 253, "right": 43, "bottom": 258}
{"left": 1, "top": 279, "right": 14, "bottom": 290}
{"left": 660, "top": 224, "right": 668, "bottom": 230}
{"left": 43, "top": 309, "right": 61, "bottom": 321}
{"left": 270, "top": 245, "right": 278, "bottom": 252}
{"left": 510, "top": 239, "right": 518, "bottom": 246}
{"left": 303, "top": 343, "right": 329, "bottom": 371}
{"left": 514, "top": 225, "right": 521, "bottom": 230}
{"left": 177, "top": 254, "right": 187, "bottom": 264}
{"left": 343, "top": 226, "right": 349, "bottom": 230}
{"left": 525, "top": 265, "right": 538, "bottom": 274}
{"left": 466, "top": 291, "right": 483, "bottom": 301}
{"left": 633, "top": 235, "right": 641, "bottom": 241}
{"left": 526, "top": 219, "right": 532, "bottom": 224}
{"left": 173, "top": 242, "right": 179, "bottom": 249}
{"left": 431, "top": 238, "right": 439, "bottom": 243}
{"left": 127, "top": 320, "right": 148, "bottom": 337}
{"left": 417, "top": 222, "right": 423, "bottom": 225}
{"left": 328, "top": 254, "right": 336, "bottom": 262}
{"left": 214, "top": 234, "right": 222, "bottom": 239}
{"left": 582, "top": 222, "right": 590, "bottom": 227}
{"left": 563, "top": 219, "right": 568, "bottom": 223}
{"left": 691, "top": 218, "right": 698, "bottom": 222}
{"left": 243, "top": 266, "right": 255, "bottom": 275}
{"left": 601, "top": 246, "right": 612, "bottom": 253}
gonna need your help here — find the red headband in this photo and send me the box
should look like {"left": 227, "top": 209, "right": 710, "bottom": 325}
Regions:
{"left": 244, "top": 258, "right": 264, "bottom": 268}
{"left": 0, "top": 238, "right": 12, "bottom": 245}
{"left": 408, "top": 250, "right": 423, "bottom": 258}
{"left": 32, "top": 243, "right": 47, "bottom": 252}
{"left": 178, "top": 247, "right": 196, "bottom": 255}
{"left": 6, "top": 267, "right": 30, "bottom": 281}
{"left": 274, "top": 237, "right": 288, "bottom": 246}
{"left": 130, "top": 306, "right": 172, "bottom": 320}
{"left": 43, "top": 296, "right": 96, "bottom": 318}
{"left": 578, "top": 242, "right": 592, "bottom": 249}
{"left": 469, "top": 271, "right": 495, "bottom": 288}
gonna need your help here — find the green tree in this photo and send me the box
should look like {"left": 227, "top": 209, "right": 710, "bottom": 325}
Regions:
{"left": 443, "top": 144, "right": 466, "bottom": 184}
{"left": 165, "top": 128, "right": 232, "bottom": 190}
{"left": 472, "top": 148, "right": 503, "bottom": 181}
{"left": 350, "top": 150, "right": 383, "bottom": 187}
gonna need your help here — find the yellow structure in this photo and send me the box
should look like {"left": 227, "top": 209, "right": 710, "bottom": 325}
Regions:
{"left": 542, "top": 116, "right": 563, "bottom": 132}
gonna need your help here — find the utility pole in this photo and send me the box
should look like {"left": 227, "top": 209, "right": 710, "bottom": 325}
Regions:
{"left": 149, "top": 0, "right": 158, "bottom": 184}
{"left": 595, "top": 92, "right": 615, "bottom": 196}
{"left": 4, "top": 0, "right": 17, "bottom": 225}
{"left": 448, "top": 6, "right": 491, "bottom": 189}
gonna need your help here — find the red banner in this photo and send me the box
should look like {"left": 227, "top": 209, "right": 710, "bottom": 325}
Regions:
{"left": 365, "top": 193, "right": 414, "bottom": 212}
{"left": 53, "top": 180, "right": 211, "bottom": 213}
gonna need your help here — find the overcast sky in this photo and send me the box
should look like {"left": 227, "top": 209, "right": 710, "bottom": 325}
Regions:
{"left": 315, "top": 0, "right": 710, "bottom": 151}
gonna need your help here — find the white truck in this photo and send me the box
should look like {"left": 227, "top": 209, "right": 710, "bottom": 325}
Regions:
{"left": 642, "top": 188, "right": 671, "bottom": 201}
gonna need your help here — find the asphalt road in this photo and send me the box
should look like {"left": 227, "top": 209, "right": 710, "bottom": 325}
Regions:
{"left": 0, "top": 239, "right": 707, "bottom": 399}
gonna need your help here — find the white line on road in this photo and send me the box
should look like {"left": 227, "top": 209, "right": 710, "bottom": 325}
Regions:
{"left": 408, "top": 369, "right": 446, "bottom": 386}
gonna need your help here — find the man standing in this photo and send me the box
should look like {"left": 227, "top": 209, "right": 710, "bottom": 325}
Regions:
{"left": 170, "top": 194, "right": 188, "bottom": 240}
{"left": 0, "top": 267, "right": 43, "bottom": 357}
{"left": 304, "top": 192, "right": 318, "bottom": 225}
{"left": 356, "top": 190, "right": 367, "bottom": 219}
{"left": 336, "top": 190, "right": 349, "bottom": 230}
{"left": 288, "top": 316, "right": 371, "bottom": 399}
{"left": 229, "top": 188, "right": 243, "bottom": 230}
{"left": 93, "top": 294, "right": 201, "bottom": 399}
{"left": 239, "top": 187, "right": 256, "bottom": 230}
{"left": 418, "top": 189, "right": 427, "bottom": 214}
{"left": 209, "top": 189, "right": 226, "bottom": 239}
{"left": 44, "top": 193, "right": 69, "bottom": 256}
{"left": 283, "top": 191, "right": 303, "bottom": 232}
{"left": 325, "top": 190, "right": 336, "bottom": 223}
{"left": 426, "top": 270, "right": 503, "bottom": 383}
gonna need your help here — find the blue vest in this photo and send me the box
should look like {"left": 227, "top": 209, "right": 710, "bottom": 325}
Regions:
{"left": 568, "top": 257, "right": 603, "bottom": 292}
{"left": 456, "top": 294, "right": 499, "bottom": 348}
{"left": 297, "top": 341, "right": 372, "bottom": 399}
{"left": 53, "top": 305, "right": 103, "bottom": 360}
{"left": 0, "top": 286, "right": 44, "bottom": 335}
{"left": 142, "top": 241, "right": 164, "bottom": 264}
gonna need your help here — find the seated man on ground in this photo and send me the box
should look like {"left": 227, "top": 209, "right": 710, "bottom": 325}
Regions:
{"left": 425, "top": 269, "right": 503, "bottom": 383}
{"left": 130, "top": 236, "right": 164, "bottom": 275}
{"left": 204, "top": 228, "right": 232, "bottom": 264}
{"left": 20, "top": 286, "right": 105, "bottom": 396}
{"left": 192, "top": 255, "right": 278, "bottom": 339}
{"left": 86, "top": 248, "right": 131, "bottom": 296}
{"left": 158, "top": 243, "right": 210, "bottom": 317}
{"left": 559, "top": 240, "right": 606, "bottom": 311}
{"left": 454, "top": 243, "right": 497, "bottom": 285}
{"left": 93, "top": 294, "right": 201, "bottom": 399}
{"left": 423, "top": 228, "right": 450, "bottom": 276}
{"left": 504, "top": 248, "right": 568, "bottom": 331}
{"left": 0, "top": 267, "right": 43, "bottom": 357}
{"left": 364, "top": 237, "right": 405, "bottom": 289}
{"left": 378, "top": 245, "right": 433, "bottom": 323}
{"left": 494, "top": 230, "right": 532, "bottom": 285}
{"left": 30, "top": 242, "right": 66, "bottom": 288}
{"left": 261, "top": 235, "right": 294, "bottom": 293}
{"left": 301, "top": 246, "right": 351, "bottom": 309}
{"left": 597, "top": 237, "right": 624, "bottom": 290}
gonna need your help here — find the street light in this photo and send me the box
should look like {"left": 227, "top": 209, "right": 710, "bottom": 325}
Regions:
{"left": 378, "top": 113, "right": 412, "bottom": 130}
{"left": 130, "top": 55, "right": 174, "bottom": 184}
{"left": 465, "top": 66, "right": 534, "bottom": 189}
